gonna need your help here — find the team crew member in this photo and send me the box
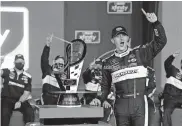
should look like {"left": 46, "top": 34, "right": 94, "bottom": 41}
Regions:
{"left": 1, "top": 54, "right": 34, "bottom": 126}
{"left": 162, "top": 51, "right": 182, "bottom": 126}
{"left": 41, "top": 35, "right": 66, "bottom": 105}
{"left": 91, "top": 10, "right": 167, "bottom": 126}
{"left": 82, "top": 59, "right": 115, "bottom": 123}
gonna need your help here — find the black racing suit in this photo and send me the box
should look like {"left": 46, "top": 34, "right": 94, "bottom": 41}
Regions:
{"left": 163, "top": 55, "right": 182, "bottom": 126}
{"left": 41, "top": 45, "right": 66, "bottom": 105}
{"left": 98, "top": 21, "right": 167, "bottom": 126}
{"left": 1, "top": 68, "right": 34, "bottom": 126}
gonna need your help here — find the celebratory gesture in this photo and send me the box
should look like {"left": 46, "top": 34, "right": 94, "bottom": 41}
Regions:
{"left": 173, "top": 50, "right": 180, "bottom": 57}
{"left": 41, "top": 34, "right": 66, "bottom": 105}
{"left": 141, "top": 8, "right": 158, "bottom": 23}
{"left": 90, "top": 8, "right": 167, "bottom": 126}
{"left": 163, "top": 50, "right": 182, "bottom": 126}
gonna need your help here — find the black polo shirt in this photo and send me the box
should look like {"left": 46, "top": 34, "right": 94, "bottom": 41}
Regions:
{"left": 1, "top": 68, "right": 32, "bottom": 100}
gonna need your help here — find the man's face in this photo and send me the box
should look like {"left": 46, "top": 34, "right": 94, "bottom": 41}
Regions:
{"left": 14, "top": 58, "right": 25, "bottom": 70}
{"left": 14, "top": 58, "right": 25, "bottom": 65}
{"left": 53, "top": 58, "right": 64, "bottom": 72}
{"left": 112, "top": 33, "right": 129, "bottom": 52}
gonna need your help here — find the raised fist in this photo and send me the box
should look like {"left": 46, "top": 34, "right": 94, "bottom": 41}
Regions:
{"left": 46, "top": 34, "right": 53, "bottom": 47}
{"left": 173, "top": 50, "right": 180, "bottom": 57}
{"left": 141, "top": 8, "right": 157, "bottom": 23}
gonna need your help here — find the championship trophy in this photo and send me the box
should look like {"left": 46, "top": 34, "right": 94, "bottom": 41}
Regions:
{"left": 27, "top": 35, "right": 112, "bottom": 126}
{"left": 55, "top": 38, "right": 87, "bottom": 106}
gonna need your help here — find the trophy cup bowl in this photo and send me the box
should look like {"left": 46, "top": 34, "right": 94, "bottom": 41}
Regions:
{"left": 59, "top": 79, "right": 81, "bottom": 106}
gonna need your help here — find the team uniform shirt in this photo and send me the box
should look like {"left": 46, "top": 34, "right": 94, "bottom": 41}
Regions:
{"left": 1, "top": 68, "right": 32, "bottom": 100}
{"left": 164, "top": 55, "right": 182, "bottom": 96}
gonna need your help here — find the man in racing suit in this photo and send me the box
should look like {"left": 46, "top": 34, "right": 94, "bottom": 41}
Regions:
{"left": 82, "top": 59, "right": 115, "bottom": 123}
{"left": 90, "top": 10, "right": 167, "bottom": 126}
{"left": 41, "top": 35, "right": 66, "bottom": 105}
{"left": 1, "top": 54, "right": 34, "bottom": 126}
{"left": 162, "top": 51, "right": 182, "bottom": 126}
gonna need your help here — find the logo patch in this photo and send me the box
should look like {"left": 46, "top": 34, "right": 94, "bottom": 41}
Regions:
{"left": 22, "top": 75, "right": 28, "bottom": 83}
{"left": 116, "top": 27, "right": 122, "bottom": 31}
{"left": 9, "top": 71, "right": 15, "bottom": 79}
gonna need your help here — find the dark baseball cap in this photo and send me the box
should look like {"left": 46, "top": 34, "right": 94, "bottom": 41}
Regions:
{"left": 111, "top": 26, "right": 128, "bottom": 38}
{"left": 15, "top": 54, "right": 24, "bottom": 61}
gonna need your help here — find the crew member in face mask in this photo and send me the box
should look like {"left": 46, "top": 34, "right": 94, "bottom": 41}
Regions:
{"left": 41, "top": 35, "right": 66, "bottom": 105}
{"left": 1, "top": 54, "right": 34, "bottom": 126}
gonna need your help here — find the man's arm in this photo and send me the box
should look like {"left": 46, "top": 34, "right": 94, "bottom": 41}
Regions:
{"left": 164, "top": 55, "right": 175, "bottom": 72}
{"left": 139, "top": 21, "right": 167, "bottom": 63}
{"left": 97, "top": 64, "right": 112, "bottom": 103}
{"left": 41, "top": 45, "right": 51, "bottom": 74}
{"left": 19, "top": 77, "right": 32, "bottom": 102}
{"left": 41, "top": 36, "right": 52, "bottom": 74}
{"left": 82, "top": 68, "right": 92, "bottom": 84}
{"left": 1, "top": 69, "right": 9, "bottom": 78}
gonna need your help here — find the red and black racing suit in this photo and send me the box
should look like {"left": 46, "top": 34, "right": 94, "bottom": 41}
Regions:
{"left": 98, "top": 21, "right": 167, "bottom": 126}
{"left": 163, "top": 55, "right": 182, "bottom": 126}
{"left": 41, "top": 45, "right": 66, "bottom": 105}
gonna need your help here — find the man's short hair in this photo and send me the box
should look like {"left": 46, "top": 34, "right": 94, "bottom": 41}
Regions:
{"left": 54, "top": 55, "right": 65, "bottom": 62}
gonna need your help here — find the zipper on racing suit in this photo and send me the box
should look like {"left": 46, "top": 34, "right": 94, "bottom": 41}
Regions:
{"left": 134, "top": 79, "right": 136, "bottom": 98}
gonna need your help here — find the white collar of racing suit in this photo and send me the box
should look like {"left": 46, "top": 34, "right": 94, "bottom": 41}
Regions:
{"left": 114, "top": 48, "right": 132, "bottom": 58}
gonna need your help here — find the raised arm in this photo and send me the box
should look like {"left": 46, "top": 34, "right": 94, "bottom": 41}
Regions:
{"left": 139, "top": 10, "right": 167, "bottom": 63}
{"left": 41, "top": 35, "right": 52, "bottom": 74}
{"left": 164, "top": 51, "right": 180, "bottom": 72}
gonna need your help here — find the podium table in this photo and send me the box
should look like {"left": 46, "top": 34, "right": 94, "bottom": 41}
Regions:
{"left": 39, "top": 105, "right": 103, "bottom": 118}
{"left": 38, "top": 105, "right": 111, "bottom": 126}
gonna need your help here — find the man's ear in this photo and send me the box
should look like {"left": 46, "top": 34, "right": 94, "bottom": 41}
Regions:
{"left": 127, "top": 37, "right": 131, "bottom": 48}
{"left": 111, "top": 38, "right": 114, "bottom": 44}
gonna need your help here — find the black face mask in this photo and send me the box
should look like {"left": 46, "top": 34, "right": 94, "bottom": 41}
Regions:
{"left": 15, "top": 63, "right": 24, "bottom": 70}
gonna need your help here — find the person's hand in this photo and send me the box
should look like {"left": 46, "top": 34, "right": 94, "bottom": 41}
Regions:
{"left": 173, "top": 50, "right": 180, "bottom": 57}
{"left": 14, "top": 101, "right": 21, "bottom": 109}
{"left": 46, "top": 34, "right": 53, "bottom": 47}
{"left": 89, "top": 58, "right": 102, "bottom": 70}
{"left": 89, "top": 60, "right": 96, "bottom": 70}
{"left": 102, "top": 100, "right": 111, "bottom": 108}
{"left": 89, "top": 98, "right": 101, "bottom": 106}
{"left": 141, "top": 8, "right": 157, "bottom": 23}
{"left": 61, "top": 73, "right": 67, "bottom": 79}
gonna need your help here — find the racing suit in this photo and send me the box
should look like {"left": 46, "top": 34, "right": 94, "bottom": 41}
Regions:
{"left": 1, "top": 68, "right": 34, "bottom": 126}
{"left": 162, "top": 55, "right": 182, "bottom": 126}
{"left": 98, "top": 21, "right": 167, "bottom": 126}
{"left": 41, "top": 45, "right": 66, "bottom": 105}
